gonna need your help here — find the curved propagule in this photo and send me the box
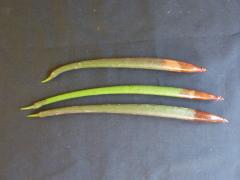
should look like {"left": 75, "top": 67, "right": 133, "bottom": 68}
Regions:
{"left": 21, "top": 85, "right": 223, "bottom": 110}
{"left": 41, "top": 58, "right": 206, "bottom": 83}
{"left": 28, "top": 104, "right": 228, "bottom": 123}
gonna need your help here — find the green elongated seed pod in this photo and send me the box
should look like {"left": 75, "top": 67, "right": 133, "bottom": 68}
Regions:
{"left": 41, "top": 58, "right": 206, "bottom": 83}
{"left": 28, "top": 104, "right": 228, "bottom": 123}
{"left": 21, "top": 85, "right": 223, "bottom": 110}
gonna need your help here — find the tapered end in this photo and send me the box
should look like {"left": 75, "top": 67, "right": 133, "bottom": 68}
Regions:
{"left": 160, "top": 60, "right": 207, "bottom": 73}
{"left": 222, "top": 118, "right": 229, "bottom": 123}
{"left": 199, "top": 67, "right": 207, "bottom": 72}
{"left": 215, "top": 96, "right": 224, "bottom": 101}
{"left": 191, "top": 66, "right": 207, "bottom": 73}
{"left": 177, "top": 60, "right": 207, "bottom": 73}
{"left": 27, "top": 114, "right": 39, "bottom": 118}
{"left": 21, "top": 105, "right": 35, "bottom": 110}
{"left": 41, "top": 76, "right": 52, "bottom": 83}
{"left": 195, "top": 110, "right": 228, "bottom": 123}
{"left": 185, "top": 90, "right": 225, "bottom": 101}
{"left": 207, "top": 95, "right": 224, "bottom": 101}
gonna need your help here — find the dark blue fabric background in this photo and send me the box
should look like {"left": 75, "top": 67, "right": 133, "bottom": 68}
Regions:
{"left": 1, "top": 0, "right": 240, "bottom": 179}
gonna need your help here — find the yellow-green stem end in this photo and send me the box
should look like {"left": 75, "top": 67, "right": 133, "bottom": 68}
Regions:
{"left": 41, "top": 76, "right": 52, "bottom": 83}
{"left": 27, "top": 114, "right": 39, "bottom": 118}
{"left": 21, "top": 105, "right": 35, "bottom": 111}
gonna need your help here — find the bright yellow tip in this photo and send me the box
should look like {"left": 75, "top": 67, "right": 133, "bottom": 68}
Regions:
{"left": 41, "top": 76, "right": 52, "bottom": 83}
{"left": 27, "top": 114, "right": 39, "bottom": 118}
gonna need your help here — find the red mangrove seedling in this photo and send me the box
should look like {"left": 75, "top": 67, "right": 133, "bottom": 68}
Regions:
{"left": 21, "top": 85, "right": 223, "bottom": 110}
{"left": 27, "top": 104, "right": 228, "bottom": 123}
{"left": 41, "top": 58, "right": 206, "bottom": 83}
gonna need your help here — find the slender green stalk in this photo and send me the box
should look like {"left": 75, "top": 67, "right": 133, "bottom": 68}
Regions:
{"left": 42, "top": 58, "right": 206, "bottom": 83}
{"left": 28, "top": 104, "right": 228, "bottom": 123}
{"left": 21, "top": 85, "right": 222, "bottom": 110}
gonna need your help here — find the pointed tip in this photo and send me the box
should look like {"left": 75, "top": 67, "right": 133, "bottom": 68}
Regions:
{"left": 215, "top": 96, "right": 224, "bottom": 101}
{"left": 200, "top": 67, "right": 207, "bottom": 72}
{"left": 194, "top": 110, "right": 228, "bottom": 124}
{"left": 215, "top": 118, "right": 229, "bottom": 123}
{"left": 27, "top": 114, "right": 39, "bottom": 118}
{"left": 222, "top": 118, "right": 229, "bottom": 123}
{"left": 211, "top": 118, "right": 229, "bottom": 124}
{"left": 21, "top": 105, "right": 34, "bottom": 110}
{"left": 195, "top": 66, "right": 207, "bottom": 72}
{"left": 41, "top": 77, "right": 52, "bottom": 83}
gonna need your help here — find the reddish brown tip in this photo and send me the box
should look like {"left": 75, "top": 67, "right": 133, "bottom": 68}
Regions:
{"left": 178, "top": 61, "right": 206, "bottom": 73}
{"left": 194, "top": 110, "right": 228, "bottom": 123}
{"left": 180, "top": 89, "right": 224, "bottom": 101}
{"left": 201, "top": 94, "right": 224, "bottom": 101}
{"left": 160, "top": 59, "right": 207, "bottom": 73}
